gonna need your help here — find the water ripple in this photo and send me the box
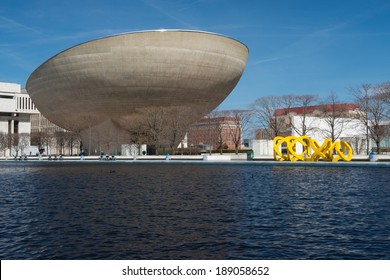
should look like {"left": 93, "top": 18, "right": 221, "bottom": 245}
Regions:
{"left": 0, "top": 162, "right": 389, "bottom": 259}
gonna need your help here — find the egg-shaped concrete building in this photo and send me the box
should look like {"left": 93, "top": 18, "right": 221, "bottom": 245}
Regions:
{"left": 26, "top": 30, "right": 248, "bottom": 154}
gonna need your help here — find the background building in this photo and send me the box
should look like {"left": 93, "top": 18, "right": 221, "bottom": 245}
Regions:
{"left": 251, "top": 103, "right": 368, "bottom": 157}
{"left": 370, "top": 120, "right": 390, "bottom": 153}
{"left": 289, "top": 115, "right": 368, "bottom": 155}
{"left": 187, "top": 116, "right": 242, "bottom": 151}
{"left": 273, "top": 103, "right": 360, "bottom": 137}
{"left": 26, "top": 30, "right": 248, "bottom": 155}
{"left": 0, "top": 82, "right": 81, "bottom": 157}
{"left": 0, "top": 82, "right": 39, "bottom": 156}
{"left": 30, "top": 113, "right": 81, "bottom": 156}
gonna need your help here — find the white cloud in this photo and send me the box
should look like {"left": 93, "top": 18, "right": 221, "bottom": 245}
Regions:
{"left": 252, "top": 55, "right": 294, "bottom": 66}
{"left": 0, "top": 15, "right": 43, "bottom": 35}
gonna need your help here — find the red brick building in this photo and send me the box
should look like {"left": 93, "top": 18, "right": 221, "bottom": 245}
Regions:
{"left": 187, "top": 117, "right": 242, "bottom": 150}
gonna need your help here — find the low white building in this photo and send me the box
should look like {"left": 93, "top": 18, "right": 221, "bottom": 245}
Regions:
{"left": 249, "top": 139, "right": 273, "bottom": 157}
{"left": 250, "top": 115, "right": 368, "bottom": 158}
{"left": 290, "top": 115, "right": 368, "bottom": 155}
{"left": 0, "top": 82, "right": 39, "bottom": 156}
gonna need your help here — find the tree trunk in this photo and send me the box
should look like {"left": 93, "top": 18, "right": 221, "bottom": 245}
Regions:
{"left": 376, "top": 140, "right": 381, "bottom": 154}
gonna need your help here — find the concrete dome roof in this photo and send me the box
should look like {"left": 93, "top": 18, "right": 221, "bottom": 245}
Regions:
{"left": 26, "top": 30, "right": 248, "bottom": 152}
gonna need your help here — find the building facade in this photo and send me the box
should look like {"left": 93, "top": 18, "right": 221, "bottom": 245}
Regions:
{"left": 273, "top": 103, "right": 360, "bottom": 137}
{"left": 0, "top": 82, "right": 39, "bottom": 156}
{"left": 187, "top": 117, "right": 242, "bottom": 150}
{"left": 26, "top": 30, "right": 249, "bottom": 155}
{"left": 30, "top": 113, "right": 81, "bottom": 156}
{"left": 252, "top": 103, "right": 368, "bottom": 156}
{"left": 289, "top": 115, "right": 368, "bottom": 155}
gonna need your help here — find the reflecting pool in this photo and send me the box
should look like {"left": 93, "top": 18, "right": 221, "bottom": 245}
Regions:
{"left": 0, "top": 161, "right": 389, "bottom": 259}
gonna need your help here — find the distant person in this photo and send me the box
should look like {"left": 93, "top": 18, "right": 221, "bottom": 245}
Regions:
{"left": 369, "top": 150, "right": 378, "bottom": 162}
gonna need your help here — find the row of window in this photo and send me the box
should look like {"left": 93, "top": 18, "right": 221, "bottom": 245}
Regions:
{"left": 16, "top": 96, "right": 37, "bottom": 111}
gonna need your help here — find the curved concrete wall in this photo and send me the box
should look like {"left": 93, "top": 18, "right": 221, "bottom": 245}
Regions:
{"left": 26, "top": 30, "right": 248, "bottom": 152}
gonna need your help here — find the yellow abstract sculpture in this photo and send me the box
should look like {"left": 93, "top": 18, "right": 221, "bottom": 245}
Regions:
{"left": 273, "top": 136, "right": 353, "bottom": 162}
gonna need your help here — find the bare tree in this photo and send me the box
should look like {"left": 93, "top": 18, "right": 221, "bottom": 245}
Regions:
{"left": 216, "top": 122, "right": 225, "bottom": 155}
{"left": 186, "top": 109, "right": 224, "bottom": 155}
{"left": 54, "top": 131, "right": 67, "bottom": 155}
{"left": 288, "top": 94, "right": 318, "bottom": 136}
{"left": 11, "top": 133, "right": 30, "bottom": 157}
{"left": 0, "top": 132, "right": 8, "bottom": 156}
{"left": 351, "top": 83, "right": 390, "bottom": 154}
{"left": 250, "top": 96, "right": 285, "bottom": 138}
{"left": 7, "top": 133, "right": 14, "bottom": 157}
{"left": 318, "top": 92, "right": 350, "bottom": 142}
{"left": 43, "top": 132, "right": 53, "bottom": 155}
{"left": 164, "top": 106, "right": 194, "bottom": 155}
{"left": 65, "top": 131, "right": 81, "bottom": 155}
{"left": 251, "top": 94, "right": 318, "bottom": 138}
{"left": 378, "top": 81, "right": 390, "bottom": 95}
{"left": 351, "top": 84, "right": 371, "bottom": 155}
{"left": 9, "top": 133, "right": 19, "bottom": 157}
{"left": 60, "top": 120, "right": 82, "bottom": 156}
{"left": 141, "top": 106, "right": 166, "bottom": 155}
{"left": 207, "top": 109, "right": 226, "bottom": 154}
{"left": 224, "top": 110, "right": 253, "bottom": 154}
{"left": 79, "top": 114, "right": 98, "bottom": 155}
{"left": 30, "top": 130, "right": 52, "bottom": 155}
{"left": 352, "top": 137, "right": 367, "bottom": 155}
{"left": 31, "top": 131, "right": 46, "bottom": 152}
{"left": 94, "top": 124, "right": 119, "bottom": 155}
{"left": 119, "top": 113, "right": 149, "bottom": 156}
{"left": 376, "top": 81, "right": 390, "bottom": 116}
{"left": 187, "top": 117, "right": 210, "bottom": 154}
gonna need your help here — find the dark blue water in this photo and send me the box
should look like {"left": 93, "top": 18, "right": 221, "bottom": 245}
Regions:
{"left": 1, "top": 161, "right": 389, "bottom": 259}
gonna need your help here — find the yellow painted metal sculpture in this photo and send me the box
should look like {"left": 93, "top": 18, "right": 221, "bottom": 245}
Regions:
{"left": 273, "top": 136, "right": 353, "bottom": 162}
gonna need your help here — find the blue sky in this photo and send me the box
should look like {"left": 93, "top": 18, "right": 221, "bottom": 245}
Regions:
{"left": 1, "top": 0, "right": 390, "bottom": 109}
